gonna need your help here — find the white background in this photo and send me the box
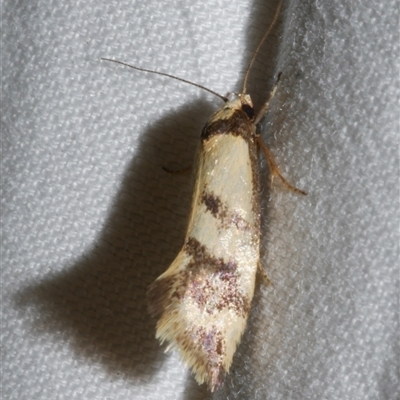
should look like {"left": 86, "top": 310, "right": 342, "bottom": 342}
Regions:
{"left": 2, "top": 0, "right": 398, "bottom": 399}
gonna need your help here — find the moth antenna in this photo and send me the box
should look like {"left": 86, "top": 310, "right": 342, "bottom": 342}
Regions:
{"left": 101, "top": 58, "right": 228, "bottom": 102}
{"left": 241, "top": 0, "right": 284, "bottom": 95}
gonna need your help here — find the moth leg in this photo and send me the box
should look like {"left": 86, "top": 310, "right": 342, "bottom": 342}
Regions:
{"left": 162, "top": 165, "right": 192, "bottom": 174}
{"left": 257, "top": 261, "right": 273, "bottom": 286}
{"left": 256, "top": 135, "right": 307, "bottom": 195}
{"left": 254, "top": 73, "right": 306, "bottom": 194}
{"left": 254, "top": 72, "right": 282, "bottom": 124}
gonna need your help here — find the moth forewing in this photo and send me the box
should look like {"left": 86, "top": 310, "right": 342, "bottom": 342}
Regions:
{"left": 147, "top": 96, "right": 261, "bottom": 391}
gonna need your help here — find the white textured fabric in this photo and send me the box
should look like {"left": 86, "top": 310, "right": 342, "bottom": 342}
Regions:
{"left": 2, "top": 0, "right": 398, "bottom": 399}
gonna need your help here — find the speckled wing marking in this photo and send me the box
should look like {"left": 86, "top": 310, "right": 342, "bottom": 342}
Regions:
{"left": 148, "top": 97, "right": 261, "bottom": 391}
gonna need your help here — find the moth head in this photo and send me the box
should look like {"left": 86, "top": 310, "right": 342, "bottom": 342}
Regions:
{"left": 239, "top": 93, "right": 254, "bottom": 120}
{"left": 224, "top": 93, "right": 254, "bottom": 120}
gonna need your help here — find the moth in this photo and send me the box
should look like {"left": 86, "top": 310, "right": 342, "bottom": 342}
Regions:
{"left": 103, "top": 0, "right": 305, "bottom": 392}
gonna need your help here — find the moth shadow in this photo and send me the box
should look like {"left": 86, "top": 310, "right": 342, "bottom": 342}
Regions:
{"left": 14, "top": 98, "right": 215, "bottom": 383}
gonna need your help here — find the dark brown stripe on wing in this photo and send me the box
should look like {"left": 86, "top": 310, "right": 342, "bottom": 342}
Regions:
{"left": 186, "top": 325, "right": 226, "bottom": 391}
{"left": 148, "top": 237, "right": 250, "bottom": 318}
{"left": 201, "top": 189, "right": 252, "bottom": 232}
{"left": 201, "top": 109, "right": 253, "bottom": 142}
{"left": 182, "top": 237, "right": 250, "bottom": 317}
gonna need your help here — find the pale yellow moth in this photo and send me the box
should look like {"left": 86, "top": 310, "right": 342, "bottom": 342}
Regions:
{"left": 103, "top": 0, "right": 305, "bottom": 392}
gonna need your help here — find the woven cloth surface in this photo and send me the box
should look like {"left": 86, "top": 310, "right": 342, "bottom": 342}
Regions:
{"left": 2, "top": 0, "right": 399, "bottom": 399}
